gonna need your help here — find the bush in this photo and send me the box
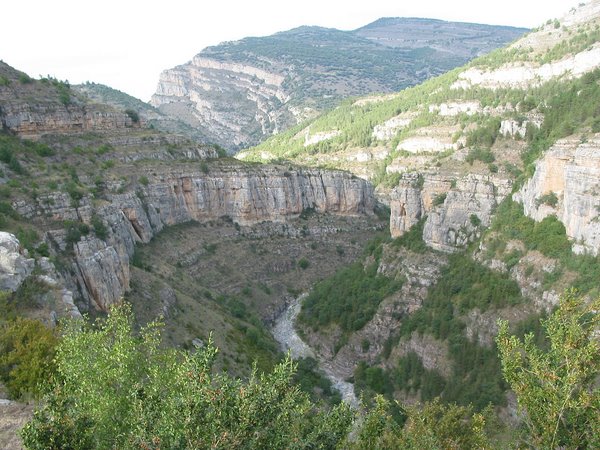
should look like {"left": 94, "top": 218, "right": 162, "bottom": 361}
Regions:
{"left": 64, "top": 221, "right": 90, "bottom": 247}
{"left": 497, "top": 290, "right": 600, "bottom": 449}
{"left": 392, "top": 218, "right": 428, "bottom": 254}
{"left": 91, "top": 214, "right": 108, "bottom": 240}
{"left": 298, "top": 258, "right": 310, "bottom": 269}
{"left": 465, "top": 118, "right": 501, "bottom": 149}
{"left": 465, "top": 147, "right": 495, "bottom": 165}
{"left": 0, "top": 318, "right": 58, "bottom": 399}
{"left": 124, "top": 109, "right": 140, "bottom": 123}
{"left": 18, "top": 73, "right": 33, "bottom": 84}
{"left": 535, "top": 191, "right": 558, "bottom": 207}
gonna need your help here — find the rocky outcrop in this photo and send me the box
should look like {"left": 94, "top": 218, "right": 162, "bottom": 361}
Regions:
{"left": 500, "top": 114, "right": 543, "bottom": 138}
{"left": 424, "top": 175, "right": 512, "bottom": 252}
{"left": 452, "top": 44, "right": 600, "bottom": 90}
{"left": 390, "top": 173, "right": 512, "bottom": 251}
{"left": 0, "top": 232, "right": 34, "bottom": 291}
{"left": 73, "top": 237, "right": 130, "bottom": 311}
{"left": 372, "top": 113, "right": 414, "bottom": 141}
{"left": 0, "top": 101, "right": 135, "bottom": 136}
{"left": 14, "top": 163, "right": 376, "bottom": 310}
{"left": 429, "top": 101, "right": 480, "bottom": 117}
{"left": 514, "top": 135, "right": 600, "bottom": 255}
{"left": 389, "top": 173, "right": 453, "bottom": 238}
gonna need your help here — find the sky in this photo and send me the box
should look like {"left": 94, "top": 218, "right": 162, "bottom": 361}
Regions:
{"left": 1, "top": 0, "right": 582, "bottom": 102}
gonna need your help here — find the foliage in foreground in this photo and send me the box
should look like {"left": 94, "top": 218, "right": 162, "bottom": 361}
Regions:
{"left": 349, "top": 396, "right": 492, "bottom": 450}
{"left": 21, "top": 304, "right": 353, "bottom": 450}
{"left": 497, "top": 290, "right": 600, "bottom": 449}
{"left": 0, "top": 316, "right": 58, "bottom": 400}
{"left": 20, "top": 290, "right": 600, "bottom": 449}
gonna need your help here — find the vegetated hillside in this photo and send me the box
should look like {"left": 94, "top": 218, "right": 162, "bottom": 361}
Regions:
{"left": 150, "top": 20, "right": 526, "bottom": 151}
{"left": 74, "top": 82, "right": 211, "bottom": 145}
{"left": 243, "top": 0, "right": 600, "bottom": 416}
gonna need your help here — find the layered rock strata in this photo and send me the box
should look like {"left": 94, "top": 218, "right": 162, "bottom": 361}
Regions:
{"left": 14, "top": 164, "right": 376, "bottom": 310}
{"left": 514, "top": 135, "right": 600, "bottom": 255}
{"left": 390, "top": 173, "right": 512, "bottom": 251}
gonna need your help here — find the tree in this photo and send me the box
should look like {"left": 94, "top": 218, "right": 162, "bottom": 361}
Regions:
{"left": 496, "top": 290, "right": 600, "bottom": 449}
{"left": 0, "top": 317, "right": 58, "bottom": 399}
{"left": 21, "top": 304, "right": 353, "bottom": 449}
{"left": 349, "top": 396, "right": 491, "bottom": 450}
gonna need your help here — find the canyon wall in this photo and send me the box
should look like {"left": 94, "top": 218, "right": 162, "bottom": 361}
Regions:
{"left": 514, "top": 135, "right": 600, "bottom": 255}
{"left": 13, "top": 164, "right": 376, "bottom": 311}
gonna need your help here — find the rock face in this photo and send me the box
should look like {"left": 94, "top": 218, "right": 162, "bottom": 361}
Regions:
{"left": 514, "top": 135, "right": 600, "bottom": 255}
{"left": 0, "top": 102, "right": 135, "bottom": 136}
{"left": 14, "top": 163, "right": 376, "bottom": 310}
{"left": 452, "top": 44, "right": 600, "bottom": 91}
{"left": 389, "top": 173, "right": 453, "bottom": 239}
{"left": 151, "top": 56, "right": 293, "bottom": 151}
{"left": 424, "top": 175, "right": 512, "bottom": 252}
{"left": 0, "top": 232, "right": 34, "bottom": 291}
{"left": 390, "top": 173, "right": 512, "bottom": 251}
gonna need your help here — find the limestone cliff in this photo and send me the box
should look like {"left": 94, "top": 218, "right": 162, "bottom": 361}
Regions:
{"left": 14, "top": 163, "right": 375, "bottom": 311}
{"left": 0, "top": 232, "right": 34, "bottom": 292}
{"left": 390, "top": 173, "right": 512, "bottom": 252}
{"left": 514, "top": 135, "right": 600, "bottom": 255}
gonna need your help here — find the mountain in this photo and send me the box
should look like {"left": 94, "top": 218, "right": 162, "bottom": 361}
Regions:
{"left": 242, "top": 0, "right": 600, "bottom": 413}
{"left": 150, "top": 20, "right": 527, "bottom": 151}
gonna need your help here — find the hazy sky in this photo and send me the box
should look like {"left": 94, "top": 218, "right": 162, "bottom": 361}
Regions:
{"left": 2, "top": 0, "right": 582, "bottom": 101}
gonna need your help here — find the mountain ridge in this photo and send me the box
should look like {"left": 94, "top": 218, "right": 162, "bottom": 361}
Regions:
{"left": 150, "top": 18, "right": 526, "bottom": 151}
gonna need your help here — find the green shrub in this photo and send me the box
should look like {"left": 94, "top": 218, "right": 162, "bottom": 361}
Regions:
{"left": 535, "top": 191, "right": 558, "bottom": 207}
{"left": 18, "top": 73, "right": 33, "bottom": 84}
{"left": 0, "top": 318, "right": 58, "bottom": 400}
{"left": 465, "top": 118, "right": 501, "bottom": 149}
{"left": 298, "top": 258, "right": 310, "bottom": 269}
{"left": 466, "top": 147, "right": 495, "bottom": 165}
{"left": 432, "top": 193, "right": 446, "bottom": 206}
{"left": 64, "top": 181, "right": 84, "bottom": 205}
{"left": 124, "top": 109, "right": 140, "bottom": 123}
{"left": 91, "top": 214, "right": 108, "bottom": 240}
{"left": 64, "top": 221, "right": 90, "bottom": 247}
{"left": 392, "top": 218, "right": 428, "bottom": 253}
